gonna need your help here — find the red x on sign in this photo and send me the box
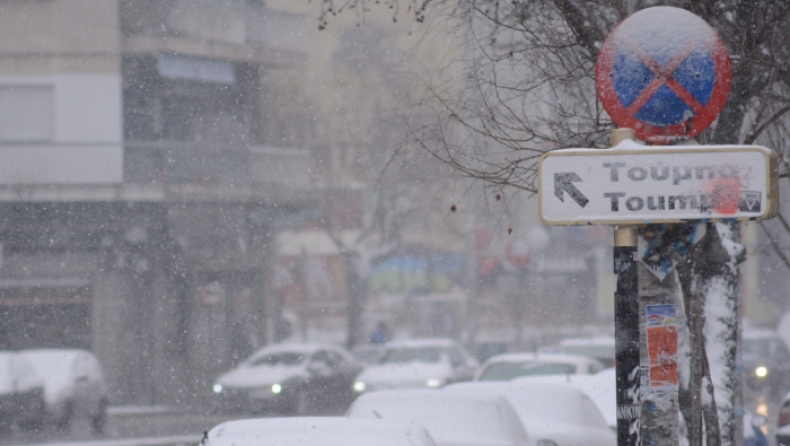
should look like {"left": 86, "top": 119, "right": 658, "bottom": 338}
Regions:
{"left": 596, "top": 7, "right": 731, "bottom": 144}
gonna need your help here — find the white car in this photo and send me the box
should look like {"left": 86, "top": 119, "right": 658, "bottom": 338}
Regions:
{"left": 201, "top": 416, "right": 436, "bottom": 446}
{"left": 347, "top": 388, "right": 529, "bottom": 446}
{"left": 212, "top": 343, "right": 363, "bottom": 415}
{"left": 515, "top": 368, "right": 616, "bottom": 429}
{"left": 353, "top": 339, "right": 477, "bottom": 393}
{"left": 475, "top": 353, "right": 602, "bottom": 381}
{"left": 776, "top": 389, "right": 790, "bottom": 445}
{"left": 19, "top": 349, "right": 109, "bottom": 432}
{"left": 443, "top": 380, "right": 616, "bottom": 446}
{"left": 0, "top": 351, "right": 46, "bottom": 430}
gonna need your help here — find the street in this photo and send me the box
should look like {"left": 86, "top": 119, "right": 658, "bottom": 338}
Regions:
{"left": 0, "top": 407, "right": 240, "bottom": 446}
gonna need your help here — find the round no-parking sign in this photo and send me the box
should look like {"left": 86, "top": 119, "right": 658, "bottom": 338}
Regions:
{"left": 596, "top": 7, "right": 731, "bottom": 144}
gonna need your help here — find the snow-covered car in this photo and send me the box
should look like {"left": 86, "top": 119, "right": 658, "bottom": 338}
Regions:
{"left": 514, "top": 368, "right": 616, "bottom": 429}
{"left": 19, "top": 349, "right": 108, "bottom": 432}
{"left": 347, "top": 388, "right": 529, "bottom": 446}
{"left": 0, "top": 351, "right": 46, "bottom": 430}
{"left": 211, "top": 343, "right": 363, "bottom": 415}
{"left": 352, "top": 339, "right": 477, "bottom": 392}
{"left": 475, "top": 352, "right": 602, "bottom": 381}
{"left": 559, "top": 336, "right": 616, "bottom": 368}
{"left": 743, "top": 329, "right": 790, "bottom": 396}
{"left": 201, "top": 417, "right": 436, "bottom": 446}
{"left": 443, "top": 380, "right": 615, "bottom": 446}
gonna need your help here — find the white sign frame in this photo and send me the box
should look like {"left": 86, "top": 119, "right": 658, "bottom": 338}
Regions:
{"left": 538, "top": 145, "right": 778, "bottom": 226}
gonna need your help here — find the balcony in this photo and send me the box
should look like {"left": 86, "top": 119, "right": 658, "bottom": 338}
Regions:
{"left": 124, "top": 141, "right": 312, "bottom": 190}
{"left": 120, "top": 0, "right": 306, "bottom": 65}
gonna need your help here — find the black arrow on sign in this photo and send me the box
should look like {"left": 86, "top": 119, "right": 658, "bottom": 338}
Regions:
{"left": 554, "top": 172, "right": 589, "bottom": 208}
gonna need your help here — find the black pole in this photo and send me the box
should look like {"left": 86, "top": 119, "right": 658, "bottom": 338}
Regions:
{"left": 614, "top": 227, "right": 640, "bottom": 446}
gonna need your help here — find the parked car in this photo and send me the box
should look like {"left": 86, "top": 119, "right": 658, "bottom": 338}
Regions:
{"left": 0, "top": 351, "right": 46, "bottom": 430}
{"left": 443, "top": 380, "right": 616, "bottom": 446}
{"left": 19, "top": 348, "right": 109, "bottom": 432}
{"left": 475, "top": 352, "right": 602, "bottom": 381}
{"left": 353, "top": 339, "right": 477, "bottom": 393}
{"left": 776, "top": 390, "right": 790, "bottom": 445}
{"left": 515, "top": 368, "right": 616, "bottom": 429}
{"left": 211, "top": 343, "right": 363, "bottom": 415}
{"left": 201, "top": 417, "right": 436, "bottom": 446}
{"left": 743, "top": 329, "right": 790, "bottom": 397}
{"left": 347, "top": 388, "right": 529, "bottom": 446}
{"left": 559, "top": 336, "right": 616, "bottom": 368}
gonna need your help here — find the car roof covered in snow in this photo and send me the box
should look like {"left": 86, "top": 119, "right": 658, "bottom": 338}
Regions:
{"left": 204, "top": 417, "right": 435, "bottom": 446}
{"left": 513, "top": 368, "right": 616, "bottom": 428}
{"left": 19, "top": 348, "right": 90, "bottom": 364}
{"left": 245, "top": 343, "right": 355, "bottom": 361}
{"left": 443, "top": 379, "right": 610, "bottom": 433}
{"left": 381, "top": 339, "right": 461, "bottom": 349}
{"left": 347, "top": 388, "right": 528, "bottom": 446}
{"left": 482, "top": 352, "right": 597, "bottom": 366}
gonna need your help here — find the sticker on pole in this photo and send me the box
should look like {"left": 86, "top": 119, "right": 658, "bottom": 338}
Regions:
{"left": 538, "top": 144, "right": 779, "bottom": 226}
{"left": 596, "top": 7, "right": 731, "bottom": 143}
{"left": 642, "top": 305, "right": 679, "bottom": 403}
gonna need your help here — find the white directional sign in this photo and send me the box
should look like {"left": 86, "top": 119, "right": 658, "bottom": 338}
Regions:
{"left": 538, "top": 143, "right": 778, "bottom": 225}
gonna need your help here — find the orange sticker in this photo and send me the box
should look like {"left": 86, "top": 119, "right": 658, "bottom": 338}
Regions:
{"left": 647, "top": 325, "right": 678, "bottom": 387}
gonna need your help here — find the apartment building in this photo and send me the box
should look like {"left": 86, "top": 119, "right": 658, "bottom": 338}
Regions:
{"left": 0, "top": 0, "right": 316, "bottom": 403}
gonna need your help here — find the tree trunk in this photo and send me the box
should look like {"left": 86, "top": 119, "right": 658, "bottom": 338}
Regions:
{"left": 346, "top": 256, "right": 367, "bottom": 349}
{"left": 682, "top": 223, "right": 744, "bottom": 446}
{"left": 701, "top": 223, "right": 744, "bottom": 446}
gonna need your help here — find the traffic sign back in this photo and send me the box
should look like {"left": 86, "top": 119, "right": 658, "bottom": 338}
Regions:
{"left": 596, "top": 7, "right": 731, "bottom": 143}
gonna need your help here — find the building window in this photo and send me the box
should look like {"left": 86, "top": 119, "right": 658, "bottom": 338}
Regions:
{"left": 0, "top": 86, "right": 54, "bottom": 142}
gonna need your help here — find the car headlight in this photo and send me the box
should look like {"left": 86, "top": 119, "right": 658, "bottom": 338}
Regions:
{"left": 212, "top": 383, "right": 223, "bottom": 394}
{"left": 353, "top": 381, "right": 366, "bottom": 392}
{"left": 271, "top": 383, "right": 282, "bottom": 394}
{"left": 426, "top": 378, "right": 443, "bottom": 388}
{"left": 755, "top": 366, "right": 768, "bottom": 378}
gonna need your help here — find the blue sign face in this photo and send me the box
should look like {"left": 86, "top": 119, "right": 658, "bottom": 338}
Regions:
{"left": 595, "top": 6, "right": 731, "bottom": 143}
{"left": 613, "top": 44, "right": 715, "bottom": 127}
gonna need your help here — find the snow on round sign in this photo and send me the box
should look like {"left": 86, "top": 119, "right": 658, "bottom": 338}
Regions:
{"left": 596, "top": 7, "right": 731, "bottom": 143}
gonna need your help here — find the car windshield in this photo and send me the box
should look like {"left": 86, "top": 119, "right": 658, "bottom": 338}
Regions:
{"left": 479, "top": 362, "right": 577, "bottom": 381}
{"left": 380, "top": 347, "right": 443, "bottom": 364}
{"left": 248, "top": 352, "right": 306, "bottom": 367}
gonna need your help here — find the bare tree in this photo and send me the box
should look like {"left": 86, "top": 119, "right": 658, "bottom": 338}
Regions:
{"left": 315, "top": 23, "right": 464, "bottom": 347}
{"left": 316, "top": 0, "right": 790, "bottom": 444}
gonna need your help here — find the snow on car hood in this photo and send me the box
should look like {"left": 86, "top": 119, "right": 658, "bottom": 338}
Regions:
{"left": 356, "top": 362, "right": 452, "bottom": 387}
{"left": 216, "top": 365, "right": 306, "bottom": 388}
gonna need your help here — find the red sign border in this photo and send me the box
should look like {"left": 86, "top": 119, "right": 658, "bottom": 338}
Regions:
{"left": 596, "top": 9, "right": 731, "bottom": 144}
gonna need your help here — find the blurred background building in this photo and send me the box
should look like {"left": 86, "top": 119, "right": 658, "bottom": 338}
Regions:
{"left": 0, "top": 0, "right": 779, "bottom": 408}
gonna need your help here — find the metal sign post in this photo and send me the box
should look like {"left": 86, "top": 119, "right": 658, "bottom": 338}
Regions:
{"left": 611, "top": 130, "right": 642, "bottom": 446}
